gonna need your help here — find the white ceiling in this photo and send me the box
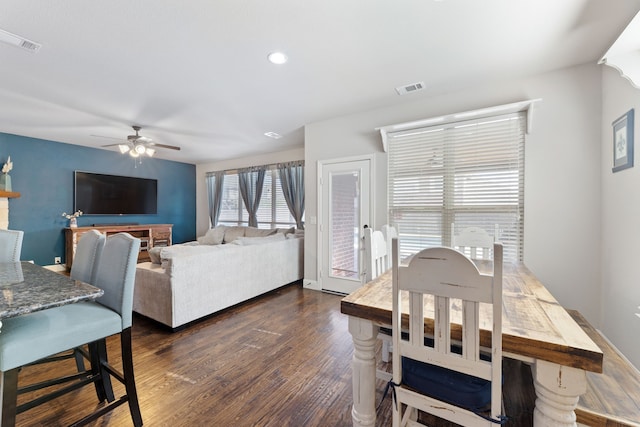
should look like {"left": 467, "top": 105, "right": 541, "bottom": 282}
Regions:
{"left": 1, "top": 0, "right": 639, "bottom": 165}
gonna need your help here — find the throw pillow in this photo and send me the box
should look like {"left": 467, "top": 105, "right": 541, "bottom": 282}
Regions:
{"left": 276, "top": 226, "right": 295, "bottom": 236}
{"left": 223, "top": 226, "right": 247, "bottom": 243}
{"left": 148, "top": 247, "right": 162, "bottom": 264}
{"left": 244, "top": 227, "right": 278, "bottom": 238}
{"left": 197, "top": 225, "right": 227, "bottom": 245}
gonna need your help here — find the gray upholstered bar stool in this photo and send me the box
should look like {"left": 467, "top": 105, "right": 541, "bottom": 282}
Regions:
{"left": 37, "top": 230, "right": 106, "bottom": 373}
{"left": 0, "top": 229, "right": 23, "bottom": 262}
{"left": 69, "top": 230, "right": 106, "bottom": 372}
{"left": 70, "top": 229, "right": 105, "bottom": 284}
{"left": 0, "top": 232, "right": 143, "bottom": 426}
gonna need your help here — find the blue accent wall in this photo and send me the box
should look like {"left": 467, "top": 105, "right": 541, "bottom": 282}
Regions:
{"left": 0, "top": 132, "right": 196, "bottom": 265}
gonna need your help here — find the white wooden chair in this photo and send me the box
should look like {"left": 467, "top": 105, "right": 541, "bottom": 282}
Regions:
{"left": 381, "top": 224, "right": 397, "bottom": 269}
{"left": 362, "top": 227, "right": 388, "bottom": 283}
{"left": 362, "top": 227, "right": 393, "bottom": 381}
{"left": 391, "top": 239, "right": 504, "bottom": 426}
{"left": 451, "top": 224, "right": 496, "bottom": 260}
{"left": 379, "top": 225, "right": 398, "bottom": 362}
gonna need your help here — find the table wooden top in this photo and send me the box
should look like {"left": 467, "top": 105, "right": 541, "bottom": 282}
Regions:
{"left": 341, "top": 261, "right": 603, "bottom": 373}
{"left": 0, "top": 262, "right": 103, "bottom": 320}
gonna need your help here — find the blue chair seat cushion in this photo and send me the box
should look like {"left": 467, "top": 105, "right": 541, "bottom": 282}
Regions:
{"left": 0, "top": 302, "right": 122, "bottom": 371}
{"left": 401, "top": 356, "right": 492, "bottom": 411}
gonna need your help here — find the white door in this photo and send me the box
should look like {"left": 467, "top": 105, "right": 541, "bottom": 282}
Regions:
{"left": 319, "top": 158, "right": 372, "bottom": 294}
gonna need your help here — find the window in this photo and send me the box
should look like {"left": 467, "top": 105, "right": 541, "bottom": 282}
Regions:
{"left": 387, "top": 111, "right": 525, "bottom": 262}
{"left": 217, "top": 169, "right": 297, "bottom": 228}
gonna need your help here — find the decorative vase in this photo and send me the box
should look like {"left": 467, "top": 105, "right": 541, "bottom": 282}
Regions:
{"left": 0, "top": 174, "right": 12, "bottom": 191}
{"left": 69, "top": 217, "right": 78, "bottom": 228}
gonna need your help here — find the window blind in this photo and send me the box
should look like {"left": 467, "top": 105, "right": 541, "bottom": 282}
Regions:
{"left": 256, "top": 172, "right": 296, "bottom": 228}
{"left": 387, "top": 111, "right": 525, "bottom": 261}
{"left": 218, "top": 173, "right": 245, "bottom": 225}
{"left": 218, "top": 169, "right": 296, "bottom": 228}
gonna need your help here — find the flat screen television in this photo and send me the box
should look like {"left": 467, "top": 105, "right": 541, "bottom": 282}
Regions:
{"left": 74, "top": 171, "right": 158, "bottom": 215}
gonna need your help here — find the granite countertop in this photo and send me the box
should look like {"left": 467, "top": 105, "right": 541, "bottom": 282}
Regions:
{"left": 0, "top": 262, "right": 103, "bottom": 320}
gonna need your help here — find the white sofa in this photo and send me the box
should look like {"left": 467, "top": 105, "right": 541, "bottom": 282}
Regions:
{"left": 133, "top": 226, "right": 303, "bottom": 329}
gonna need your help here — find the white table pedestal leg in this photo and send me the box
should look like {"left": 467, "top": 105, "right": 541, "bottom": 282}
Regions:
{"left": 532, "top": 359, "right": 587, "bottom": 427}
{"left": 348, "top": 316, "right": 378, "bottom": 427}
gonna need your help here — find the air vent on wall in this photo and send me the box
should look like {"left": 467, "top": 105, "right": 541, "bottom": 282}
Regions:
{"left": 395, "top": 81, "right": 425, "bottom": 95}
{"left": 0, "top": 28, "right": 41, "bottom": 53}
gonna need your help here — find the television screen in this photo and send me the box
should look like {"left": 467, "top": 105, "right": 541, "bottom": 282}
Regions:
{"left": 74, "top": 171, "right": 158, "bottom": 215}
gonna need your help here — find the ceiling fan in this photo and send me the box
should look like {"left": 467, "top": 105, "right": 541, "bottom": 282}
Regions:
{"left": 100, "top": 126, "right": 181, "bottom": 158}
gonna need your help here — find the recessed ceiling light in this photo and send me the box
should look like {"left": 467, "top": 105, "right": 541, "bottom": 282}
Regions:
{"left": 267, "top": 51, "right": 288, "bottom": 65}
{"left": 264, "top": 131, "right": 282, "bottom": 139}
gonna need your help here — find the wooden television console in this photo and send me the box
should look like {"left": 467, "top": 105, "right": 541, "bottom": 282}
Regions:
{"left": 64, "top": 224, "right": 173, "bottom": 271}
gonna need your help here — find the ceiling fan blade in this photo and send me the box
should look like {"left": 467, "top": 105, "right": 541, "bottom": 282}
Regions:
{"left": 148, "top": 142, "right": 181, "bottom": 150}
{"left": 91, "top": 134, "right": 124, "bottom": 141}
{"left": 93, "top": 129, "right": 181, "bottom": 151}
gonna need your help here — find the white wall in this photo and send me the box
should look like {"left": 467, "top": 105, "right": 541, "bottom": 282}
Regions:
{"left": 305, "top": 62, "right": 603, "bottom": 327}
{"left": 601, "top": 66, "right": 640, "bottom": 368}
{"left": 195, "top": 147, "right": 304, "bottom": 237}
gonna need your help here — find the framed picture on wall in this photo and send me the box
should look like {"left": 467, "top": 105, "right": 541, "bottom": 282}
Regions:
{"left": 612, "top": 108, "right": 634, "bottom": 173}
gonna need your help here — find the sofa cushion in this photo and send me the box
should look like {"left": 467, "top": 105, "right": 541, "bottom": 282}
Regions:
{"left": 223, "top": 226, "right": 247, "bottom": 243}
{"left": 233, "top": 233, "right": 286, "bottom": 246}
{"left": 244, "top": 227, "right": 278, "bottom": 238}
{"left": 198, "top": 225, "right": 228, "bottom": 245}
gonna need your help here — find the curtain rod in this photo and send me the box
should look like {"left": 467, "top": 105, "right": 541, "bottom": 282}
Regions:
{"left": 206, "top": 159, "right": 304, "bottom": 176}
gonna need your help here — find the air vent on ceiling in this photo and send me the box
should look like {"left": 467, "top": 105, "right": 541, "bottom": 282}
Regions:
{"left": 0, "top": 28, "right": 41, "bottom": 53}
{"left": 395, "top": 81, "right": 425, "bottom": 96}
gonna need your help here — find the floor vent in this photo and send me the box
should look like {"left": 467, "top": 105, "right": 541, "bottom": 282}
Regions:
{"left": 395, "top": 81, "right": 425, "bottom": 95}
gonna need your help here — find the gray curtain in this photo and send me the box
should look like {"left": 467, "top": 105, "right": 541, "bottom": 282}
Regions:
{"left": 206, "top": 171, "right": 225, "bottom": 227}
{"left": 238, "top": 166, "right": 266, "bottom": 227}
{"left": 278, "top": 161, "right": 305, "bottom": 229}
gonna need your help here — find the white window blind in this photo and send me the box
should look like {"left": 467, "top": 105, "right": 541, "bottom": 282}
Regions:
{"left": 218, "top": 169, "right": 296, "bottom": 228}
{"left": 256, "top": 172, "right": 297, "bottom": 228}
{"left": 387, "top": 111, "right": 525, "bottom": 262}
{"left": 218, "top": 174, "right": 246, "bottom": 225}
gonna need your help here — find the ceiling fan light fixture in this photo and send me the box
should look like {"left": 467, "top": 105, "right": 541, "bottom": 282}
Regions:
{"left": 118, "top": 144, "right": 130, "bottom": 154}
{"left": 145, "top": 148, "right": 155, "bottom": 157}
{"left": 134, "top": 144, "right": 146, "bottom": 154}
{"left": 129, "top": 150, "right": 140, "bottom": 158}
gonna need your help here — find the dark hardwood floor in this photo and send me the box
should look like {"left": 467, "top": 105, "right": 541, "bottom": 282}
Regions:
{"left": 16, "top": 283, "right": 534, "bottom": 426}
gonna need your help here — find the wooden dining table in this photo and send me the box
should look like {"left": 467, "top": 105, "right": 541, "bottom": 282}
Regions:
{"left": 341, "top": 260, "right": 603, "bottom": 427}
